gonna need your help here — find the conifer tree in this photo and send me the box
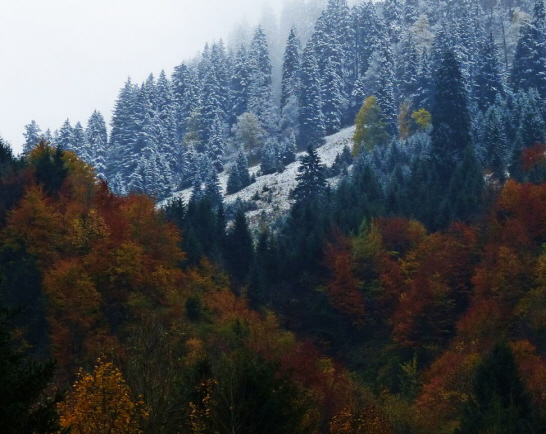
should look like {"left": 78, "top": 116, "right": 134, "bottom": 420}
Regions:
{"left": 56, "top": 119, "right": 74, "bottom": 152}
{"left": 397, "top": 31, "right": 419, "bottom": 101}
{"left": 236, "top": 149, "right": 252, "bottom": 187}
{"left": 475, "top": 33, "right": 505, "bottom": 111}
{"left": 156, "top": 70, "right": 180, "bottom": 172}
{"left": 281, "top": 26, "right": 302, "bottom": 136}
{"left": 230, "top": 45, "right": 252, "bottom": 125}
{"left": 383, "top": 0, "right": 403, "bottom": 43}
{"left": 248, "top": 26, "right": 278, "bottom": 134}
{"left": 403, "top": 0, "right": 419, "bottom": 27}
{"left": 293, "top": 145, "right": 328, "bottom": 203}
{"left": 414, "top": 49, "right": 433, "bottom": 111}
{"left": 71, "top": 122, "right": 88, "bottom": 161}
{"left": 457, "top": 343, "right": 535, "bottom": 434}
{"left": 260, "top": 139, "right": 280, "bottom": 175}
{"left": 86, "top": 110, "right": 108, "bottom": 179}
{"left": 225, "top": 210, "right": 254, "bottom": 282}
{"left": 481, "top": 104, "right": 509, "bottom": 180}
{"left": 203, "top": 165, "right": 223, "bottom": 208}
{"left": 352, "top": 1, "right": 384, "bottom": 80}
{"left": 172, "top": 62, "right": 199, "bottom": 141}
{"left": 205, "top": 115, "right": 226, "bottom": 173}
{"left": 23, "top": 120, "right": 42, "bottom": 154}
{"left": 199, "top": 48, "right": 226, "bottom": 145}
{"left": 299, "top": 40, "right": 326, "bottom": 149}
{"left": 280, "top": 131, "right": 297, "bottom": 165}
{"left": 109, "top": 78, "right": 138, "bottom": 191}
{"left": 438, "top": 145, "right": 484, "bottom": 226}
{"left": 431, "top": 48, "right": 472, "bottom": 184}
{"left": 226, "top": 165, "right": 242, "bottom": 195}
{"left": 511, "top": 0, "right": 546, "bottom": 97}
{"left": 0, "top": 307, "right": 64, "bottom": 434}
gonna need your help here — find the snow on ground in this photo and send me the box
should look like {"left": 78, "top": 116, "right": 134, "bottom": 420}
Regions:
{"left": 161, "top": 126, "right": 356, "bottom": 231}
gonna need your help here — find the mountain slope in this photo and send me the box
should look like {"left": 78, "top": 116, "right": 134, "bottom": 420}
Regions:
{"left": 161, "top": 126, "right": 356, "bottom": 229}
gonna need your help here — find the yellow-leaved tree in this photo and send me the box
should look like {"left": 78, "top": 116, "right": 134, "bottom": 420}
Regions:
{"left": 353, "top": 96, "right": 390, "bottom": 155}
{"left": 58, "top": 357, "right": 147, "bottom": 434}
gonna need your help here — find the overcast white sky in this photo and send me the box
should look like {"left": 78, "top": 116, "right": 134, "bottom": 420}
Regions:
{"left": 0, "top": 0, "right": 283, "bottom": 154}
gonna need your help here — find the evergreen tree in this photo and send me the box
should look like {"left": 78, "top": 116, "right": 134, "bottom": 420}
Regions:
{"left": 109, "top": 78, "right": 138, "bottom": 192}
{"left": 203, "top": 165, "right": 223, "bottom": 208}
{"left": 156, "top": 70, "right": 180, "bottom": 174}
{"left": 56, "top": 119, "right": 73, "bottom": 152}
{"left": 457, "top": 343, "right": 535, "bottom": 434}
{"left": 312, "top": 0, "right": 351, "bottom": 132}
{"left": 299, "top": 40, "right": 326, "bottom": 148}
{"left": 225, "top": 210, "right": 254, "bottom": 282}
{"left": 230, "top": 45, "right": 252, "bottom": 125}
{"left": 481, "top": 104, "right": 509, "bottom": 180}
{"left": 226, "top": 165, "right": 242, "bottom": 195}
{"left": 511, "top": 0, "right": 546, "bottom": 97}
{"left": 22, "top": 121, "right": 42, "bottom": 154}
{"left": 414, "top": 49, "right": 433, "bottom": 111}
{"left": 352, "top": 1, "right": 384, "bottom": 80}
{"left": 431, "top": 48, "right": 473, "bottom": 184}
{"left": 260, "top": 139, "right": 280, "bottom": 175}
{"left": 513, "top": 89, "right": 546, "bottom": 163}
{"left": 248, "top": 26, "right": 278, "bottom": 134}
{"left": 205, "top": 114, "right": 226, "bottom": 173}
{"left": 71, "top": 122, "right": 88, "bottom": 161}
{"left": 403, "top": 0, "right": 419, "bottom": 27}
{"left": 34, "top": 143, "right": 68, "bottom": 197}
{"left": 172, "top": 62, "right": 199, "bottom": 141}
{"left": 383, "top": 0, "right": 403, "bottom": 43}
{"left": 86, "top": 110, "right": 108, "bottom": 179}
{"left": 236, "top": 148, "right": 252, "bottom": 188}
{"left": 0, "top": 307, "right": 65, "bottom": 434}
{"left": 397, "top": 31, "right": 419, "bottom": 101}
{"left": 280, "top": 26, "right": 302, "bottom": 136}
{"left": 438, "top": 145, "right": 484, "bottom": 227}
{"left": 199, "top": 47, "right": 226, "bottom": 145}
{"left": 292, "top": 145, "right": 328, "bottom": 203}
{"left": 475, "top": 33, "right": 505, "bottom": 111}
{"left": 279, "top": 131, "right": 297, "bottom": 165}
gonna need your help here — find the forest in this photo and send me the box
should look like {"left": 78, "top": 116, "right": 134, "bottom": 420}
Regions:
{"left": 4, "top": 0, "right": 546, "bottom": 433}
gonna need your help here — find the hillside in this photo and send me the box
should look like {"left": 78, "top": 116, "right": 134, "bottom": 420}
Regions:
{"left": 161, "top": 126, "right": 356, "bottom": 229}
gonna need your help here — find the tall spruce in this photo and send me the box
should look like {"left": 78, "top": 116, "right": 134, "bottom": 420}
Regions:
{"left": 293, "top": 145, "right": 328, "bottom": 203}
{"left": 457, "top": 343, "right": 535, "bottom": 434}
{"left": 431, "top": 48, "right": 472, "bottom": 184}
{"left": 248, "top": 26, "right": 278, "bottom": 134}
{"left": 475, "top": 33, "right": 505, "bottom": 111}
{"left": 86, "top": 110, "right": 108, "bottom": 179}
{"left": 511, "top": 0, "right": 546, "bottom": 97}
{"left": 22, "top": 121, "right": 42, "bottom": 154}
{"left": 299, "top": 40, "right": 326, "bottom": 148}
{"left": 280, "top": 26, "right": 302, "bottom": 136}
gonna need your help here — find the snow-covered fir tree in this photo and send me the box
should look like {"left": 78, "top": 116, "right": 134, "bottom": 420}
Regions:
{"left": 292, "top": 145, "right": 328, "bottom": 203}
{"left": 248, "top": 26, "right": 278, "bottom": 135}
{"left": 57, "top": 119, "right": 74, "bottom": 152}
{"left": 299, "top": 39, "right": 326, "bottom": 148}
{"left": 281, "top": 26, "right": 302, "bottom": 137}
{"left": 72, "top": 122, "right": 88, "bottom": 161}
{"left": 474, "top": 33, "right": 505, "bottom": 111}
{"left": 23, "top": 120, "right": 42, "bottom": 154}
{"left": 511, "top": 0, "right": 546, "bottom": 97}
{"left": 86, "top": 110, "right": 108, "bottom": 179}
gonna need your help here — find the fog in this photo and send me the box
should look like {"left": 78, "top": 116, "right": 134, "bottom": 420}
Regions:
{"left": 0, "top": 0, "right": 285, "bottom": 153}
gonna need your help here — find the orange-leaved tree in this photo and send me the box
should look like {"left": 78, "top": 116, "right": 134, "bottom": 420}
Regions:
{"left": 58, "top": 357, "right": 147, "bottom": 434}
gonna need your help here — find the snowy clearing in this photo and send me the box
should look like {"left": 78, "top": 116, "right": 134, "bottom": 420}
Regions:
{"left": 160, "top": 126, "right": 356, "bottom": 230}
